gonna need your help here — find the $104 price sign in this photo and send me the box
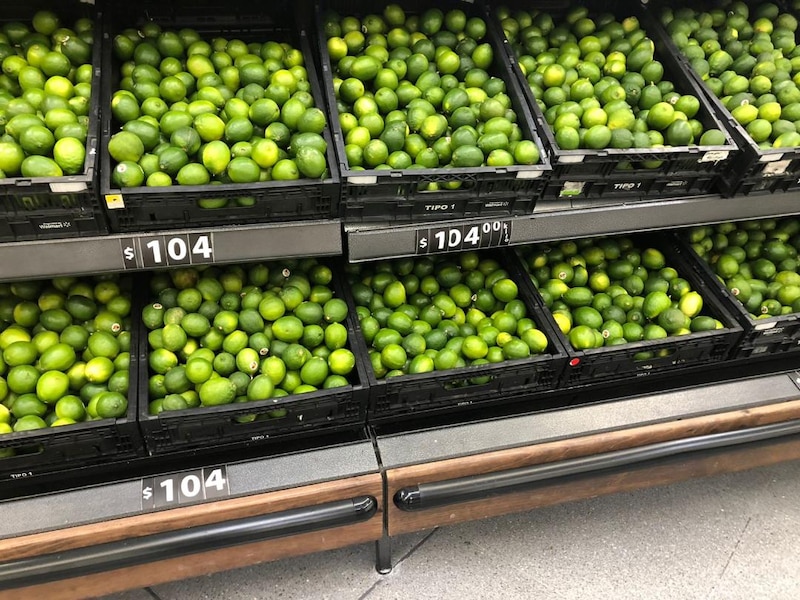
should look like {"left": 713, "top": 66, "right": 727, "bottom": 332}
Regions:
{"left": 120, "top": 233, "right": 214, "bottom": 270}
{"left": 416, "top": 220, "right": 513, "bottom": 254}
{"left": 141, "top": 466, "right": 230, "bottom": 511}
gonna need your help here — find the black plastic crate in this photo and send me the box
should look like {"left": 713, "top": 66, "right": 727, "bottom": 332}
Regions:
{"left": 0, "top": 411, "right": 142, "bottom": 481}
{"left": 0, "top": 277, "right": 144, "bottom": 480}
{"left": 487, "top": 0, "right": 739, "bottom": 201}
{"left": 342, "top": 251, "right": 569, "bottom": 424}
{"left": 317, "top": 0, "right": 552, "bottom": 223}
{"left": 647, "top": 1, "right": 800, "bottom": 196}
{"left": 674, "top": 228, "right": 800, "bottom": 358}
{"left": 100, "top": 0, "right": 340, "bottom": 233}
{"left": 0, "top": 1, "right": 107, "bottom": 242}
{"left": 514, "top": 236, "right": 744, "bottom": 386}
{"left": 135, "top": 264, "right": 369, "bottom": 455}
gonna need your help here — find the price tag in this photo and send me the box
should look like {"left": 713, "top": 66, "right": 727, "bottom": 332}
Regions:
{"left": 559, "top": 181, "right": 585, "bottom": 197}
{"left": 120, "top": 237, "right": 137, "bottom": 270}
{"left": 763, "top": 159, "right": 791, "bottom": 177}
{"left": 416, "top": 220, "right": 512, "bottom": 254}
{"left": 141, "top": 466, "right": 230, "bottom": 511}
{"left": 139, "top": 236, "right": 166, "bottom": 269}
{"left": 188, "top": 233, "right": 215, "bottom": 263}
{"left": 123, "top": 233, "right": 215, "bottom": 269}
{"left": 698, "top": 150, "right": 730, "bottom": 163}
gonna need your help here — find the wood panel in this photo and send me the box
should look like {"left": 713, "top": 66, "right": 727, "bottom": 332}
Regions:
{"left": 0, "top": 518, "right": 382, "bottom": 600}
{"left": 387, "top": 401, "right": 800, "bottom": 535}
{"left": 388, "top": 434, "right": 800, "bottom": 536}
{"left": 0, "top": 474, "right": 382, "bottom": 563}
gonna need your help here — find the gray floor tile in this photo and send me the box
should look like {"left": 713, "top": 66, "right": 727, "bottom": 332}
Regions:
{"left": 149, "top": 544, "right": 373, "bottom": 600}
{"left": 105, "top": 461, "right": 800, "bottom": 600}
{"left": 706, "top": 466, "right": 800, "bottom": 600}
{"left": 148, "top": 531, "right": 429, "bottom": 600}
{"left": 367, "top": 480, "right": 747, "bottom": 600}
{"left": 102, "top": 589, "right": 156, "bottom": 600}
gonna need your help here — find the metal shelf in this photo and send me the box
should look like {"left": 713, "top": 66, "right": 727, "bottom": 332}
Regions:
{"left": 346, "top": 191, "right": 800, "bottom": 261}
{"left": 3, "top": 191, "right": 799, "bottom": 277}
{"left": 377, "top": 371, "right": 800, "bottom": 469}
{"left": 0, "top": 438, "right": 382, "bottom": 597}
{"left": 0, "top": 219, "right": 342, "bottom": 281}
{"left": 2, "top": 438, "right": 378, "bottom": 541}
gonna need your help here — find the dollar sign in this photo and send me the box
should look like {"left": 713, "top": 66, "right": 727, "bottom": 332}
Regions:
{"left": 419, "top": 237, "right": 428, "bottom": 249}
{"left": 123, "top": 246, "right": 135, "bottom": 261}
{"left": 142, "top": 486, "right": 153, "bottom": 500}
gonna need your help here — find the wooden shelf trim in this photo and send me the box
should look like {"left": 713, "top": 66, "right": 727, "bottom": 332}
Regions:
{"left": 0, "top": 474, "right": 381, "bottom": 563}
{"left": 1, "top": 519, "right": 383, "bottom": 600}
{"left": 387, "top": 400, "right": 800, "bottom": 535}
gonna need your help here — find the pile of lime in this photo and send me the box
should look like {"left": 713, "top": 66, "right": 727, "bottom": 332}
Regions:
{"left": 323, "top": 4, "right": 541, "bottom": 184}
{"left": 520, "top": 236, "right": 724, "bottom": 353}
{"left": 687, "top": 218, "right": 800, "bottom": 317}
{"left": 0, "top": 275, "right": 132, "bottom": 449}
{"left": 661, "top": 2, "right": 800, "bottom": 148}
{"left": 346, "top": 251, "right": 550, "bottom": 382}
{"left": 109, "top": 23, "right": 329, "bottom": 197}
{"left": 497, "top": 5, "right": 727, "bottom": 155}
{"left": 0, "top": 10, "right": 93, "bottom": 179}
{"left": 142, "top": 260, "right": 356, "bottom": 418}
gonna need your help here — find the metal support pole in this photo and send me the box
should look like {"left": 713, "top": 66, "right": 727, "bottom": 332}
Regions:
{"left": 375, "top": 535, "right": 392, "bottom": 574}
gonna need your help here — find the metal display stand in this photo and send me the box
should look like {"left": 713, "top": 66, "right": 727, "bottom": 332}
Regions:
{"left": 2, "top": 192, "right": 800, "bottom": 594}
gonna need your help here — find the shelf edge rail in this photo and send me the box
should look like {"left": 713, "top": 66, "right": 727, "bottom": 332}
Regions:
{"left": 0, "top": 495, "right": 377, "bottom": 590}
{"left": 394, "top": 420, "right": 800, "bottom": 511}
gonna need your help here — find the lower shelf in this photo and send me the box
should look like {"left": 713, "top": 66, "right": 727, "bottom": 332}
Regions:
{"left": 0, "top": 441, "right": 382, "bottom": 599}
{"left": 385, "top": 425, "right": 800, "bottom": 537}
{"left": 2, "top": 370, "right": 800, "bottom": 596}
{"left": 378, "top": 372, "right": 800, "bottom": 536}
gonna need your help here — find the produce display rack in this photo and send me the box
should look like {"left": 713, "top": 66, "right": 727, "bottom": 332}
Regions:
{"left": 3, "top": 0, "right": 800, "bottom": 596}
{"left": 2, "top": 187, "right": 800, "bottom": 597}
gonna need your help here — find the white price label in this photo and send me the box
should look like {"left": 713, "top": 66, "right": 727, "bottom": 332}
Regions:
{"left": 699, "top": 150, "right": 730, "bottom": 163}
{"left": 762, "top": 159, "right": 791, "bottom": 176}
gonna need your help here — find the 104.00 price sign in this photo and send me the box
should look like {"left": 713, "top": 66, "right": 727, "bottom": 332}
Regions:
{"left": 416, "top": 220, "right": 513, "bottom": 254}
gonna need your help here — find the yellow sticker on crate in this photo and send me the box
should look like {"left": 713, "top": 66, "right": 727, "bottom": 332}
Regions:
{"left": 105, "top": 194, "right": 125, "bottom": 209}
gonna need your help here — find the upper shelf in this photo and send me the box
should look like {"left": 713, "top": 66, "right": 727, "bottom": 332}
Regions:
{"left": 346, "top": 191, "right": 800, "bottom": 261}
{"left": 0, "top": 219, "right": 342, "bottom": 281}
{"left": 2, "top": 191, "right": 800, "bottom": 280}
